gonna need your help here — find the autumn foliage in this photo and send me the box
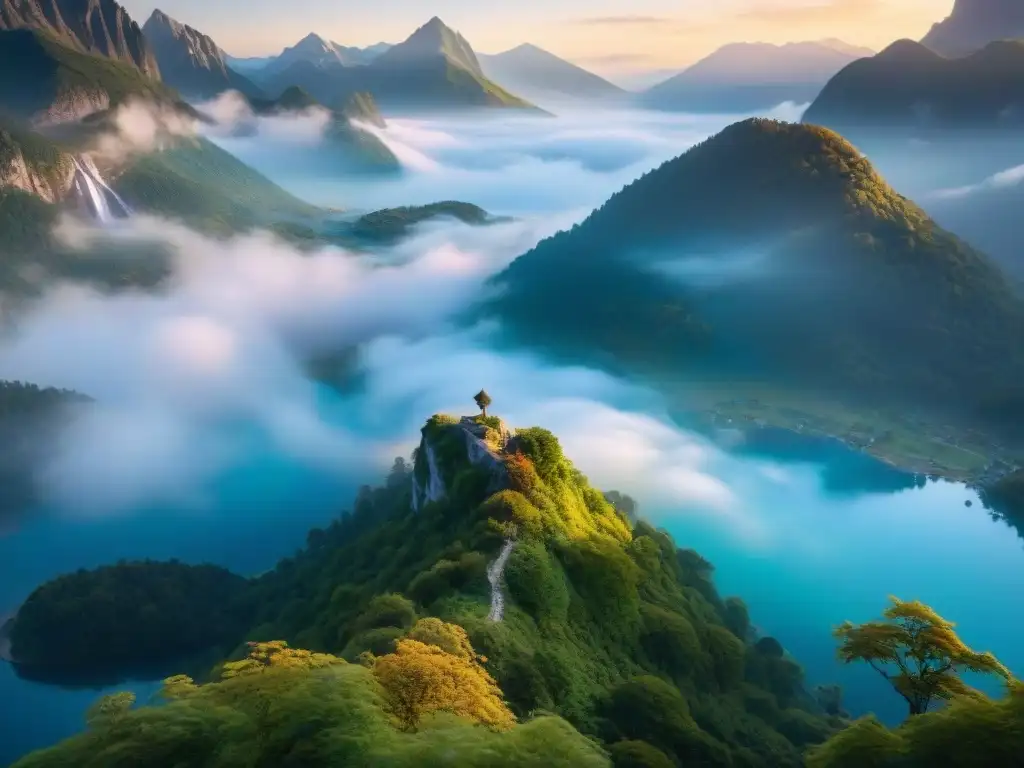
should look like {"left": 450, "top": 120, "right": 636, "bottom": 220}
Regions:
{"left": 372, "top": 620, "right": 515, "bottom": 731}
{"left": 834, "top": 596, "right": 1011, "bottom": 716}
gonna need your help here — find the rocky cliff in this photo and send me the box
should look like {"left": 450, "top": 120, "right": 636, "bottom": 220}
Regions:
{"left": 142, "top": 9, "right": 262, "bottom": 99}
{"left": 0, "top": 124, "right": 75, "bottom": 202}
{"left": 0, "top": 0, "right": 159, "bottom": 77}
{"left": 412, "top": 414, "right": 514, "bottom": 512}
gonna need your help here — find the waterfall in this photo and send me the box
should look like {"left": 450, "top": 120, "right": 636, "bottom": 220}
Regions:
{"left": 486, "top": 538, "right": 516, "bottom": 623}
{"left": 72, "top": 157, "right": 131, "bottom": 223}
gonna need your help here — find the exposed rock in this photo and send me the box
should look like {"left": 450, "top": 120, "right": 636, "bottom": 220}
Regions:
{"left": 0, "top": 0, "right": 160, "bottom": 77}
{"left": 922, "top": 0, "right": 1024, "bottom": 57}
{"left": 411, "top": 414, "right": 516, "bottom": 511}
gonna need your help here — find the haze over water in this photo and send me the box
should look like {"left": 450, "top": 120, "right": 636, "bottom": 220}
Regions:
{"left": 2, "top": 105, "right": 1023, "bottom": 766}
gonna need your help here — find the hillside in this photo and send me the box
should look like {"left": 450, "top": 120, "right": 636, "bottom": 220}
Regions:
{"left": 642, "top": 41, "right": 872, "bottom": 113}
{"left": 112, "top": 136, "right": 323, "bottom": 232}
{"left": 350, "top": 201, "right": 496, "bottom": 243}
{"left": 487, "top": 119, "right": 1024, "bottom": 477}
{"left": 0, "top": 28, "right": 172, "bottom": 123}
{"left": 802, "top": 38, "right": 1024, "bottom": 138}
{"left": 0, "top": 0, "right": 159, "bottom": 77}
{"left": 478, "top": 44, "right": 625, "bottom": 104}
{"left": 257, "top": 18, "right": 536, "bottom": 112}
{"left": 142, "top": 9, "right": 263, "bottom": 100}
{"left": 245, "top": 87, "right": 400, "bottom": 174}
{"left": 8, "top": 411, "right": 840, "bottom": 766}
{"left": 921, "top": 0, "right": 1024, "bottom": 57}
{"left": 0, "top": 381, "right": 89, "bottom": 530}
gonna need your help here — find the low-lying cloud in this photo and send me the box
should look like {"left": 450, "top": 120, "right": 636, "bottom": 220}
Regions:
{"left": 932, "top": 162, "right": 1024, "bottom": 199}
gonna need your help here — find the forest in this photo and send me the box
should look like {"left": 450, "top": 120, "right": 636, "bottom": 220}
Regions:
{"left": 11, "top": 410, "right": 1022, "bottom": 766}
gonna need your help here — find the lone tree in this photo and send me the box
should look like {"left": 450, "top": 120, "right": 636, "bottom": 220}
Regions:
{"left": 834, "top": 596, "right": 1011, "bottom": 717}
{"left": 474, "top": 389, "right": 492, "bottom": 418}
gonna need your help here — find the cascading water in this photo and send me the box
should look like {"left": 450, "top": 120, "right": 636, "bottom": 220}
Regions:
{"left": 71, "top": 157, "right": 132, "bottom": 223}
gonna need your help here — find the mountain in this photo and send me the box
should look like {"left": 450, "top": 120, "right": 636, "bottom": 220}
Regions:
{"left": 0, "top": 0, "right": 159, "bottom": 77}
{"left": 802, "top": 38, "right": 1024, "bottom": 139}
{"left": 478, "top": 44, "right": 625, "bottom": 104}
{"left": 142, "top": 10, "right": 263, "bottom": 100}
{"left": 487, "top": 119, "right": 1024, "bottom": 478}
{"left": 0, "top": 28, "right": 171, "bottom": 123}
{"left": 642, "top": 40, "right": 873, "bottom": 113}
{"left": 922, "top": 0, "right": 1024, "bottom": 57}
{"left": 8, "top": 410, "right": 839, "bottom": 766}
{"left": 257, "top": 18, "right": 536, "bottom": 112}
{"left": 258, "top": 33, "right": 390, "bottom": 78}
{"left": 244, "top": 87, "right": 400, "bottom": 174}
{"left": 374, "top": 16, "right": 482, "bottom": 76}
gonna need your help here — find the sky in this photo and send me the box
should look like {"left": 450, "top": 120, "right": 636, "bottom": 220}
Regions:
{"left": 124, "top": 0, "right": 950, "bottom": 79}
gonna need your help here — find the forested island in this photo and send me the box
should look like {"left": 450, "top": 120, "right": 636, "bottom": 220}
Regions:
{"left": 8, "top": 405, "right": 1021, "bottom": 766}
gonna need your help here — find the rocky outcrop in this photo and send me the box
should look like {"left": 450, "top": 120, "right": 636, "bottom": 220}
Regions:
{"left": 142, "top": 10, "right": 262, "bottom": 99}
{"left": 411, "top": 414, "right": 515, "bottom": 512}
{"left": 0, "top": 0, "right": 160, "bottom": 77}
{"left": 0, "top": 128, "right": 75, "bottom": 201}
{"left": 922, "top": 0, "right": 1024, "bottom": 57}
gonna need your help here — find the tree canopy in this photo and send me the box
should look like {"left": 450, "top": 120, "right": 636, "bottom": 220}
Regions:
{"left": 834, "top": 596, "right": 1012, "bottom": 716}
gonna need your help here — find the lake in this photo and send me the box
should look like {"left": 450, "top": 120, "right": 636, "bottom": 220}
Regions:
{"left": 2, "top": 416, "right": 1022, "bottom": 766}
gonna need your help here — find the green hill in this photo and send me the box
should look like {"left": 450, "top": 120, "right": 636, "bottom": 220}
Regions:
{"left": 351, "top": 201, "right": 495, "bottom": 243}
{"left": 112, "top": 136, "right": 322, "bottom": 232}
{"left": 9, "top": 411, "right": 840, "bottom": 767}
{"left": 0, "top": 29, "right": 172, "bottom": 124}
{"left": 488, "top": 119, "right": 1024, "bottom": 480}
{"left": 802, "top": 38, "right": 1024, "bottom": 139}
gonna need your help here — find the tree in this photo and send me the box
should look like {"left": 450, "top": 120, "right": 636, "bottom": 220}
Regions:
{"left": 372, "top": 626, "right": 515, "bottom": 731}
{"left": 833, "top": 597, "right": 1011, "bottom": 716}
{"left": 474, "top": 389, "right": 492, "bottom": 417}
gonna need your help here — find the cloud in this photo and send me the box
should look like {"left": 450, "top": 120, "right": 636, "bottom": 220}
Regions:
{"left": 932, "top": 163, "right": 1024, "bottom": 199}
{"left": 92, "top": 99, "right": 200, "bottom": 163}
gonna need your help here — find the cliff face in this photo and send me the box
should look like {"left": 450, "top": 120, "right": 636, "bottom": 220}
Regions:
{"left": 0, "top": 0, "right": 160, "bottom": 77}
{"left": 142, "top": 10, "right": 262, "bottom": 99}
{"left": 0, "top": 126, "right": 75, "bottom": 202}
{"left": 412, "top": 415, "right": 514, "bottom": 512}
{"left": 922, "top": 0, "right": 1024, "bottom": 57}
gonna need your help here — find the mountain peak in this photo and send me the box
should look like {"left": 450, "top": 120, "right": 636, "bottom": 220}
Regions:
{"left": 376, "top": 16, "right": 483, "bottom": 76}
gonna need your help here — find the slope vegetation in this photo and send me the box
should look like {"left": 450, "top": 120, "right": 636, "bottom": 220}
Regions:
{"left": 488, "top": 119, "right": 1024, "bottom": 472}
{"left": 9, "top": 412, "right": 840, "bottom": 767}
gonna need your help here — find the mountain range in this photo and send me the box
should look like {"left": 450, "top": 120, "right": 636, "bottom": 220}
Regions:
{"left": 142, "top": 9, "right": 263, "bottom": 100}
{"left": 802, "top": 38, "right": 1024, "bottom": 139}
{"left": 477, "top": 44, "right": 625, "bottom": 104}
{"left": 922, "top": 0, "right": 1024, "bottom": 57}
{"left": 642, "top": 40, "right": 874, "bottom": 113}
{"left": 253, "top": 17, "right": 536, "bottom": 111}
{"left": 488, "top": 119, "right": 1024, "bottom": 472}
{"left": 257, "top": 33, "right": 391, "bottom": 76}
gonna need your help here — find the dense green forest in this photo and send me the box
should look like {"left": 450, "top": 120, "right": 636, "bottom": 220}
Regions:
{"left": 351, "top": 201, "right": 494, "bottom": 242}
{"left": 9, "top": 560, "right": 254, "bottom": 685}
{"left": 487, "top": 119, "right": 1024, "bottom": 451}
{"left": 11, "top": 410, "right": 1023, "bottom": 766}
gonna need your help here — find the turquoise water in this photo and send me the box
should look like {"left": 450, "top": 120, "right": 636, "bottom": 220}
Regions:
{"left": 2, "top": 423, "right": 1022, "bottom": 765}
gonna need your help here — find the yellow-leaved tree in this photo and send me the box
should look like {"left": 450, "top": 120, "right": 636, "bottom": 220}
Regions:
{"left": 834, "top": 597, "right": 1011, "bottom": 716}
{"left": 220, "top": 640, "right": 346, "bottom": 679}
{"left": 372, "top": 619, "right": 515, "bottom": 731}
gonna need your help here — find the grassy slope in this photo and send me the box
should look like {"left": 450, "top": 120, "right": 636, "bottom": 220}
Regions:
{"left": 113, "top": 137, "right": 320, "bottom": 233}
{"left": 489, "top": 119, "right": 1024, "bottom": 479}
{"left": 0, "top": 29, "right": 171, "bottom": 119}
